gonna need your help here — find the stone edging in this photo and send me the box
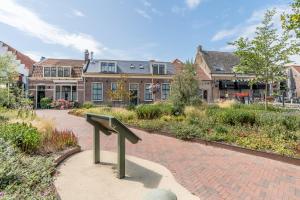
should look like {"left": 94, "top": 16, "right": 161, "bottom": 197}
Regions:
{"left": 54, "top": 146, "right": 81, "bottom": 167}
{"left": 127, "top": 125, "right": 300, "bottom": 166}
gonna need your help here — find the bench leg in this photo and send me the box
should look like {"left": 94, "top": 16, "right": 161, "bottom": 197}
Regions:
{"left": 118, "top": 134, "right": 125, "bottom": 179}
{"left": 93, "top": 126, "right": 100, "bottom": 164}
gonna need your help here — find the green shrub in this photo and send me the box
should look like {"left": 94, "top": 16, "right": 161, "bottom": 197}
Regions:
{"left": 155, "top": 102, "right": 174, "bottom": 115}
{"left": 213, "top": 109, "right": 256, "bottom": 126}
{"left": 134, "top": 119, "right": 167, "bottom": 132}
{"left": 171, "top": 123, "right": 204, "bottom": 140}
{"left": 82, "top": 101, "right": 95, "bottom": 109}
{"left": 125, "top": 104, "right": 136, "bottom": 111}
{"left": 135, "top": 104, "right": 162, "bottom": 119}
{"left": 0, "top": 115, "right": 9, "bottom": 123}
{"left": 0, "top": 139, "right": 56, "bottom": 199}
{"left": 0, "top": 123, "right": 41, "bottom": 153}
{"left": 40, "top": 97, "right": 52, "bottom": 109}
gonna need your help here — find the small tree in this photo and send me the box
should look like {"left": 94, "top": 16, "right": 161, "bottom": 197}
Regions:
{"left": 0, "top": 53, "right": 18, "bottom": 106}
{"left": 170, "top": 60, "right": 200, "bottom": 110}
{"left": 230, "top": 10, "right": 299, "bottom": 109}
{"left": 107, "top": 74, "right": 131, "bottom": 106}
{"left": 281, "top": 0, "right": 300, "bottom": 37}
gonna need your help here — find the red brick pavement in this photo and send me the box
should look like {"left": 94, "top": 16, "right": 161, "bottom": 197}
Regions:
{"left": 37, "top": 110, "right": 300, "bottom": 200}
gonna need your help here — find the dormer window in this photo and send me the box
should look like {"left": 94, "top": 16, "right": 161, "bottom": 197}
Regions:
{"left": 151, "top": 63, "right": 166, "bottom": 75}
{"left": 139, "top": 64, "right": 144, "bottom": 69}
{"left": 130, "top": 64, "right": 135, "bottom": 68}
{"left": 100, "top": 61, "right": 116, "bottom": 73}
{"left": 44, "top": 66, "right": 71, "bottom": 77}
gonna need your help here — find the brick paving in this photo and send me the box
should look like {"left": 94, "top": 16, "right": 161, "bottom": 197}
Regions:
{"left": 37, "top": 110, "right": 300, "bottom": 200}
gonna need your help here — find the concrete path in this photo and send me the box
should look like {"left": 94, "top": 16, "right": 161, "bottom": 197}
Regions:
{"left": 55, "top": 150, "right": 199, "bottom": 200}
{"left": 37, "top": 110, "right": 300, "bottom": 200}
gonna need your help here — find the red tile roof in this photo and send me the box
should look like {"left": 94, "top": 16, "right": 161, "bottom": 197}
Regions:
{"left": 35, "top": 58, "right": 84, "bottom": 67}
{"left": 1, "top": 42, "right": 36, "bottom": 69}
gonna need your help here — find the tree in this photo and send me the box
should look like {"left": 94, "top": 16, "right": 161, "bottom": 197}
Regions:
{"left": 281, "top": 0, "right": 300, "bottom": 37}
{"left": 170, "top": 60, "right": 200, "bottom": 109}
{"left": 0, "top": 53, "right": 18, "bottom": 106}
{"left": 230, "top": 9, "right": 299, "bottom": 109}
{"left": 107, "top": 74, "right": 131, "bottom": 105}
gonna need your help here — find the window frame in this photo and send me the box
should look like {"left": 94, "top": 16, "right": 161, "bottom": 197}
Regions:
{"left": 161, "top": 83, "right": 170, "bottom": 100}
{"left": 100, "top": 61, "right": 117, "bottom": 73}
{"left": 43, "top": 67, "right": 51, "bottom": 77}
{"left": 144, "top": 83, "right": 153, "bottom": 101}
{"left": 91, "top": 82, "right": 103, "bottom": 102}
{"left": 151, "top": 63, "right": 167, "bottom": 75}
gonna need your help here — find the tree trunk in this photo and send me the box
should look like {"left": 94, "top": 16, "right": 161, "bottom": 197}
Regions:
{"left": 264, "top": 81, "right": 268, "bottom": 110}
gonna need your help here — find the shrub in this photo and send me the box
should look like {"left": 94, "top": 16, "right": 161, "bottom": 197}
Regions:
{"left": 135, "top": 104, "right": 162, "bottom": 119}
{"left": 40, "top": 129, "right": 78, "bottom": 153}
{"left": 134, "top": 119, "right": 167, "bottom": 132}
{"left": 171, "top": 123, "right": 203, "bottom": 140}
{"left": 0, "top": 123, "right": 41, "bottom": 153}
{"left": 0, "top": 115, "right": 9, "bottom": 123}
{"left": 40, "top": 97, "right": 52, "bottom": 109}
{"left": 212, "top": 109, "right": 256, "bottom": 126}
{"left": 82, "top": 101, "right": 95, "bottom": 109}
{"left": 155, "top": 102, "right": 174, "bottom": 115}
{"left": 0, "top": 139, "right": 56, "bottom": 199}
{"left": 125, "top": 104, "right": 136, "bottom": 111}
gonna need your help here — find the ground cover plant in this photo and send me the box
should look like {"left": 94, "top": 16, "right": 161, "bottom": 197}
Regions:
{"left": 0, "top": 107, "right": 79, "bottom": 199}
{"left": 70, "top": 102, "right": 300, "bottom": 158}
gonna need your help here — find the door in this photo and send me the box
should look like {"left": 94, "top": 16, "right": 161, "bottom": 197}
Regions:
{"left": 37, "top": 85, "right": 45, "bottom": 108}
{"left": 62, "top": 86, "right": 71, "bottom": 101}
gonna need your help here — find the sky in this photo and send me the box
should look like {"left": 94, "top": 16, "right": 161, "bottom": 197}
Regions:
{"left": 0, "top": 0, "right": 297, "bottom": 63}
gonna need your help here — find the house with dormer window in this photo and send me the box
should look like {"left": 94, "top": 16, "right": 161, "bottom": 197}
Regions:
{"left": 82, "top": 52, "right": 177, "bottom": 105}
{"left": 29, "top": 58, "right": 85, "bottom": 108}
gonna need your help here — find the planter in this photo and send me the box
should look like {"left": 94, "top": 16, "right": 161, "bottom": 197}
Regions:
{"left": 54, "top": 146, "right": 81, "bottom": 167}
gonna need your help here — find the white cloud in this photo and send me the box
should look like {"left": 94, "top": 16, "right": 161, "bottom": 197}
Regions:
{"left": 0, "top": 0, "right": 103, "bottom": 54}
{"left": 186, "top": 0, "right": 201, "bottom": 9}
{"left": 135, "top": 9, "right": 152, "bottom": 20}
{"left": 72, "top": 9, "right": 85, "bottom": 17}
{"left": 211, "top": 5, "right": 290, "bottom": 42}
{"left": 23, "top": 51, "right": 42, "bottom": 61}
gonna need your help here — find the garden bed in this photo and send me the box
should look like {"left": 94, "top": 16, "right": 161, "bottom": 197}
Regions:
{"left": 69, "top": 102, "right": 300, "bottom": 160}
{"left": 0, "top": 108, "right": 80, "bottom": 199}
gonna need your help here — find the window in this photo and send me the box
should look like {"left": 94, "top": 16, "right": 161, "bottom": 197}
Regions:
{"left": 111, "top": 82, "right": 121, "bottom": 101}
{"left": 161, "top": 83, "right": 170, "bottom": 100}
{"left": 55, "top": 85, "right": 61, "bottom": 99}
{"left": 58, "top": 67, "right": 64, "bottom": 77}
{"left": 72, "top": 86, "right": 77, "bottom": 101}
{"left": 101, "top": 62, "right": 116, "bottom": 72}
{"left": 51, "top": 67, "right": 57, "bottom": 77}
{"left": 44, "top": 67, "right": 50, "bottom": 77}
{"left": 64, "top": 67, "right": 70, "bottom": 77}
{"left": 144, "top": 83, "right": 153, "bottom": 101}
{"left": 92, "top": 83, "right": 103, "bottom": 101}
{"left": 111, "top": 82, "right": 117, "bottom": 92}
{"left": 152, "top": 63, "right": 166, "bottom": 75}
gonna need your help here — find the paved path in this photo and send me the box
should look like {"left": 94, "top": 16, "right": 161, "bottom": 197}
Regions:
{"left": 37, "top": 110, "right": 300, "bottom": 200}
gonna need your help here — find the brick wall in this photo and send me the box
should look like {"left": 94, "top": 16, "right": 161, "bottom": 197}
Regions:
{"left": 84, "top": 77, "right": 172, "bottom": 105}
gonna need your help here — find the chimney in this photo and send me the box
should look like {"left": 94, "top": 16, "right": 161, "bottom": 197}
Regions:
{"left": 90, "top": 51, "right": 94, "bottom": 61}
{"left": 197, "top": 45, "right": 203, "bottom": 52}
{"left": 40, "top": 56, "right": 46, "bottom": 61}
{"left": 84, "top": 49, "right": 89, "bottom": 63}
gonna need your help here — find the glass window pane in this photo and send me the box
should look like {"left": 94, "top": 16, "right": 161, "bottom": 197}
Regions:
{"left": 55, "top": 85, "right": 61, "bottom": 100}
{"left": 64, "top": 68, "right": 70, "bottom": 77}
{"left": 72, "top": 86, "right": 77, "bottom": 101}
{"left": 152, "top": 64, "right": 158, "bottom": 75}
{"left": 159, "top": 64, "right": 165, "bottom": 75}
{"left": 162, "top": 83, "right": 170, "bottom": 100}
{"left": 44, "top": 67, "right": 50, "bottom": 77}
{"left": 51, "top": 67, "right": 57, "bottom": 77}
{"left": 145, "top": 83, "right": 153, "bottom": 100}
{"left": 58, "top": 67, "right": 64, "bottom": 77}
{"left": 92, "top": 83, "right": 103, "bottom": 101}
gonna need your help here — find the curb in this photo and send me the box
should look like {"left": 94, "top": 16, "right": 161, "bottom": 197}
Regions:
{"left": 54, "top": 146, "right": 81, "bottom": 167}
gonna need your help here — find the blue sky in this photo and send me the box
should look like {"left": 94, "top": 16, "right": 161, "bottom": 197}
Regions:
{"left": 0, "top": 0, "right": 294, "bottom": 62}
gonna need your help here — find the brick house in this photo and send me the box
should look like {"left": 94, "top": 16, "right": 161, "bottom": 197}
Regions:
{"left": 194, "top": 45, "right": 265, "bottom": 102}
{"left": 0, "top": 41, "right": 36, "bottom": 96}
{"left": 287, "top": 65, "right": 300, "bottom": 99}
{"left": 29, "top": 58, "right": 85, "bottom": 108}
{"left": 83, "top": 53, "right": 176, "bottom": 105}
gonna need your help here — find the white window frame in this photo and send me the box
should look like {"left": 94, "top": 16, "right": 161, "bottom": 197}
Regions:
{"left": 151, "top": 63, "right": 167, "bottom": 75}
{"left": 91, "top": 82, "right": 103, "bottom": 102}
{"left": 100, "top": 61, "right": 117, "bottom": 73}
{"left": 43, "top": 67, "right": 51, "bottom": 77}
{"left": 161, "top": 83, "right": 170, "bottom": 100}
{"left": 144, "top": 83, "right": 153, "bottom": 101}
{"left": 43, "top": 66, "right": 72, "bottom": 77}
